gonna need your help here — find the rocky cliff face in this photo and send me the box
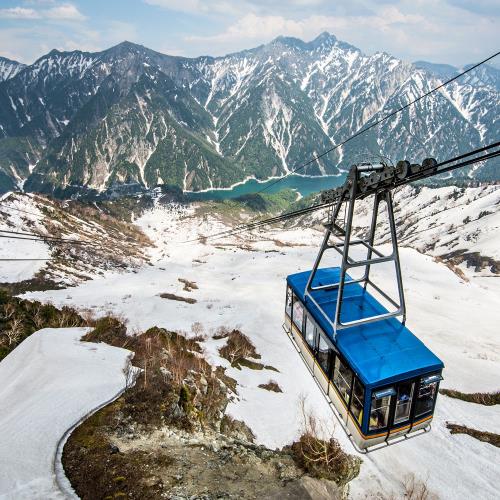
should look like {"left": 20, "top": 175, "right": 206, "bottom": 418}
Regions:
{"left": 0, "top": 34, "right": 498, "bottom": 195}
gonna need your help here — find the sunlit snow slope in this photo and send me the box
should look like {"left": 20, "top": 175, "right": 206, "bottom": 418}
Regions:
{"left": 22, "top": 197, "right": 500, "bottom": 499}
{"left": 0, "top": 328, "right": 131, "bottom": 499}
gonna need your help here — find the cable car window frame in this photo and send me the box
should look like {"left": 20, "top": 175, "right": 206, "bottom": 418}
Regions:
{"left": 350, "top": 377, "right": 365, "bottom": 427}
{"left": 292, "top": 294, "right": 304, "bottom": 331}
{"left": 316, "top": 330, "right": 331, "bottom": 374}
{"left": 414, "top": 373, "right": 441, "bottom": 418}
{"left": 285, "top": 286, "right": 292, "bottom": 319}
{"left": 304, "top": 313, "right": 317, "bottom": 350}
{"left": 369, "top": 389, "right": 394, "bottom": 432}
{"left": 332, "top": 355, "right": 353, "bottom": 406}
{"left": 394, "top": 380, "right": 415, "bottom": 425}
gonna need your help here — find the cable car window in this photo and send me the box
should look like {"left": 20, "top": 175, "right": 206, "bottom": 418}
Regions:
{"left": 415, "top": 377, "right": 439, "bottom": 417}
{"left": 351, "top": 378, "right": 364, "bottom": 426}
{"left": 292, "top": 297, "right": 304, "bottom": 331}
{"left": 333, "top": 356, "right": 352, "bottom": 404}
{"left": 304, "top": 315, "right": 316, "bottom": 349}
{"left": 394, "top": 381, "right": 414, "bottom": 425}
{"left": 369, "top": 392, "right": 393, "bottom": 431}
{"left": 316, "top": 333, "right": 329, "bottom": 373}
{"left": 286, "top": 287, "right": 292, "bottom": 317}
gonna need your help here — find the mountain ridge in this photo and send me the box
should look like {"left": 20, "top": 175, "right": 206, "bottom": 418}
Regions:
{"left": 0, "top": 32, "right": 498, "bottom": 196}
{"left": 0, "top": 56, "right": 26, "bottom": 82}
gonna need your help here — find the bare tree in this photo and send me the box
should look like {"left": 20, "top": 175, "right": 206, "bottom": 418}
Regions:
{"left": 191, "top": 322, "right": 203, "bottom": 335}
{"left": 218, "top": 330, "right": 257, "bottom": 365}
{"left": 79, "top": 308, "right": 96, "bottom": 327}
{"left": 288, "top": 396, "right": 361, "bottom": 486}
{"left": 2, "top": 303, "right": 16, "bottom": 321}
{"left": 57, "top": 308, "right": 80, "bottom": 328}
{"left": 402, "top": 474, "right": 438, "bottom": 500}
{"left": 191, "top": 322, "right": 206, "bottom": 340}
{"left": 370, "top": 473, "right": 438, "bottom": 500}
{"left": 4, "top": 317, "right": 24, "bottom": 346}
{"left": 296, "top": 395, "right": 344, "bottom": 470}
{"left": 32, "top": 303, "right": 46, "bottom": 330}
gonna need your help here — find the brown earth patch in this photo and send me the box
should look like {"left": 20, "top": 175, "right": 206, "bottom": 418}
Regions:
{"left": 440, "top": 388, "right": 500, "bottom": 406}
{"left": 159, "top": 292, "right": 197, "bottom": 304}
{"left": 259, "top": 380, "right": 283, "bottom": 393}
{"left": 447, "top": 423, "right": 500, "bottom": 448}
{"left": 178, "top": 278, "right": 198, "bottom": 292}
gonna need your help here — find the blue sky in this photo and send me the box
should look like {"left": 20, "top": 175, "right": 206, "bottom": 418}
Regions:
{"left": 0, "top": 0, "right": 498, "bottom": 66}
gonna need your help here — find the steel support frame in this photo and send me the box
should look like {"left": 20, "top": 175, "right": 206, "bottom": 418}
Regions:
{"left": 304, "top": 175, "right": 406, "bottom": 339}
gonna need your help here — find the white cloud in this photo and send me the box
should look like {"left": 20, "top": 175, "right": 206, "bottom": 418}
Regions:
{"left": 187, "top": 14, "right": 305, "bottom": 43}
{"left": 144, "top": 0, "right": 240, "bottom": 15}
{"left": 182, "top": 2, "right": 498, "bottom": 65}
{"left": 0, "top": 19, "right": 138, "bottom": 63}
{"left": 144, "top": 0, "right": 332, "bottom": 17}
{"left": 0, "top": 7, "right": 39, "bottom": 19}
{"left": 186, "top": 9, "right": 426, "bottom": 46}
{"left": 45, "top": 3, "right": 86, "bottom": 21}
{"left": 0, "top": 3, "right": 85, "bottom": 22}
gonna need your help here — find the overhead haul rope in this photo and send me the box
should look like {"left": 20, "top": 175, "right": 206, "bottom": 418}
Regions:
{"left": 0, "top": 199, "right": 100, "bottom": 255}
{"left": 186, "top": 142, "right": 500, "bottom": 243}
{"left": 0, "top": 229, "right": 87, "bottom": 243}
{"left": 0, "top": 258, "right": 50, "bottom": 261}
{"left": 0, "top": 233, "right": 87, "bottom": 245}
{"left": 253, "top": 49, "right": 500, "bottom": 196}
{"left": 0, "top": 231, "right": 99, "bottom": 261}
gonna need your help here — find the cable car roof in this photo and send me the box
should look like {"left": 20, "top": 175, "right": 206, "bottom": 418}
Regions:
{"left": 287, "top": 268, "right": 444, "bottom": 389}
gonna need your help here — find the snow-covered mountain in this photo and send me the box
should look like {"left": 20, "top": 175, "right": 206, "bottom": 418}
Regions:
{"left": 0, "top": 57, "right": 25, "bottom": 82}
{"left": 0, "top": 33, "right": 498, "bottom": 195}
{"left": 356, "top": 184, "right": 500, "bottom": 276}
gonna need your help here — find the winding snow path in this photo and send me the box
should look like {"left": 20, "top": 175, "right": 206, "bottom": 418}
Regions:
{"left": 0, "top": 328, "right": 131, "bottom": 499}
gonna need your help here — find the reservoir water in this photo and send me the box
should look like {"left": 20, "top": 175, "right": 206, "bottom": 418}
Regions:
{"left": 184, "top": 174, "right": 346, "bottom": 202}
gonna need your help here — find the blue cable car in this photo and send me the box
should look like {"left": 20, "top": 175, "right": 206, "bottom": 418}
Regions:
{"left": 285, "top": 268, "right": 443, "bottom": 450}
{"left": 283, "top": 166, "right": 444, "bottom": 450}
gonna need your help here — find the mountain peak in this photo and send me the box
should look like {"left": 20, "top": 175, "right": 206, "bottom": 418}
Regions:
{"left": 106, "top": 40, "right": 147, "bottom": 54}
{"left": 413, "top": 60, "right": 459, "bottom": 80}
{"left": 115, "top": 40, "right": 143, "bottom": 50}
{"left": 307, "top": 31, "right": 338, "bottom": 49}
{"left": 313, "top": 31, "right": 336, "bottom": 43}
{"left": 269, "top": 32, "right": 338, "bottom": 51}
{"left": 102, "top": 41, "right": 170, "bottom": 62}
{"left": 269, "top": 35, "right": 308, "bottom": 50}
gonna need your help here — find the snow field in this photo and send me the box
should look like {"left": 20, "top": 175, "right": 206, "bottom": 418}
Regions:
{"left": 0, "top": 193, "right": 50, "bottom": 282}
{"left": 0, "top": 328, "right": 132, "bottom": 499}
{"left": 355, "top": 184, "right": 500, "bottom": 272}
{"left": 20, "top": 203, "right": 500, "bottom": 499}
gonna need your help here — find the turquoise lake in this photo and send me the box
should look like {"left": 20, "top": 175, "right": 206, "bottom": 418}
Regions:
{"left": 184, "top": 174, "right": 345, "bottom": 201}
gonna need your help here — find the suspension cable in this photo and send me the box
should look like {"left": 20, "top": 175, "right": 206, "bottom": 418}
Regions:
{"left": 0, "top": 233, "right": 87, "bottom": 244}
{"left": 0, "top": 229, "right": 85, "bottom": 242}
